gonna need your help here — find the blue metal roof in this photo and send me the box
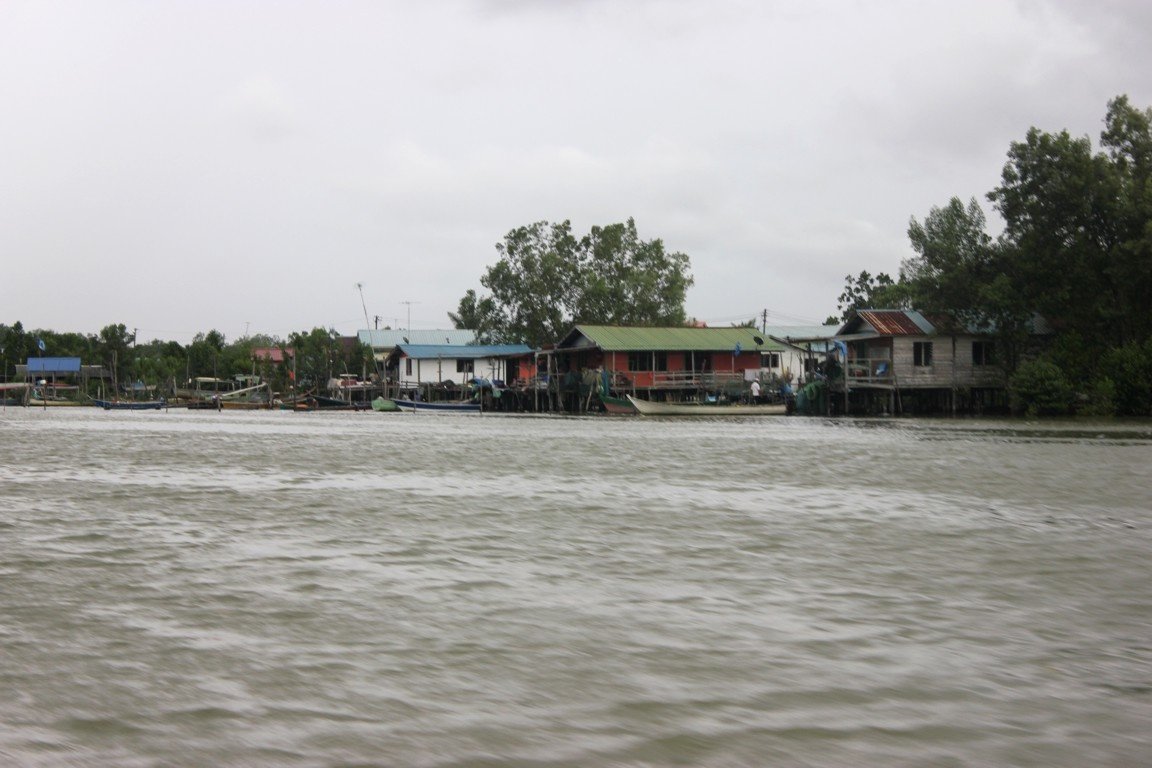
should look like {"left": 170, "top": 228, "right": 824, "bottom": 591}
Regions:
{"left": 26, "top": 357, "right": 82, "bottom": 374}
{"left": 396, "top": 344, "right": 532, "bottom": 359}
{"left": 359, "top": 329, "right": 477, "bottom": 347}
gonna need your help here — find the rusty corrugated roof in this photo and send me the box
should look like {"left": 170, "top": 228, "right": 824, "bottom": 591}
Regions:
{"left": 856, "top": 310, "right": 934, "bottom": 336}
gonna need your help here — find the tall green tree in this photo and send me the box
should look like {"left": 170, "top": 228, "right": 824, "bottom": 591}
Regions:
{"left": 187, "top": 330, "right": 227, "bottom": 380}
{"left": 903, "top": 198, "right": 1032, "bottom": 370}
{"left": 834, "top": 270, "right": 905, "bottom": 320}
{"left": 454, "top": 218, "right": 694, "bottom": 347}
{"left": 574, "top": 219, "right": 693, "bottom": 327}
{"left": 1099, "top": 95, "right": 1152, "bottom": 343}
{"left": 286, "top": 327, "right": 343, "bottom": 389}
{"left": 97, "top": 323, "right": 136, "bottom": 387}
{"left": 987, "top": 122, "right": 1125, "bottom": 348}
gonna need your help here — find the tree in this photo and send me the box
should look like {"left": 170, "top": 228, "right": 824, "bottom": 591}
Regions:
{"left": 187, "top": 330, "right": 226, "bottom": 380}
{"left": 448, "top": 289, "right": 502, "bottom": 339}
{"left": 573, "top": 219, "right": 693, "bottom": 328}
{"left": 904, "top": 198, "right": 995, "bottom": 313}
{"left": 97, "top": 323, "right": 136, "bottom": 388}
{"left": 903, "top": 197, "right": 1032, "bottom": 371}
{"left": 1009, "top": 358, "right": 1075, "bottom": 416}
{"left": 988, "top": 124, "right": 1124, "bottom": 349}
{"left": 835, "top": 270, "right": 904, "bottom": 320}
{"left": 1099, "top": 95, "right": 1152, "bottom": 343}
{"left": 286, "top": 328, "right": 342, "bottom": 389}
{"left": 454, "top": 218, "right": 694, "bottom": 348}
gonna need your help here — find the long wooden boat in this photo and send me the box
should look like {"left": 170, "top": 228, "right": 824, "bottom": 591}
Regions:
{"left": 282, "top": 395, "right": 370, "bottom": 412}
{"left": 626, "top": 394, "right": 787, "bottom": 416}
{"left": 599, "top": 393, "right": 638, "bottom": 414}
{"left": 392, "top": 398, "right": 481, "bottom": 413}
{"left": 93, "top": 398, "right": 166, "bottom": 410}
{"left": 27, "top": 397, "right": 83, "bottom": 407}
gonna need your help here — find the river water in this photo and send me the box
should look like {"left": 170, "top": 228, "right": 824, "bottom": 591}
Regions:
{"left": 1, "top": 407, "right": 1150, "bottom": 767}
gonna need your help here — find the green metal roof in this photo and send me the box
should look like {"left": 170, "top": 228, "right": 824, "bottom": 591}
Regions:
{"left": 560, "top": 325, "right": 784, "bottom": 352}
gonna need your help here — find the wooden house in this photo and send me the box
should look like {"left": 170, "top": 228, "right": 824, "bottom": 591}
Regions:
{"left": 547, "top": 325, "right": 786, "bottom": 408}
{"left": 835, "top": 309, "right": 1006, "bottom": 414}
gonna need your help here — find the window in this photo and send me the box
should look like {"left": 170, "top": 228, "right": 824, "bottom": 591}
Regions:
{"left": 760, "top": 352, "right": 780, "bottom": 368}
{"left": 627, "top": 351, "right": 668, "bottom": 371}
{"left": 972, "top": 341, "right": 995, "bottom": 366}
{"left": 913, "top": 341, "right": 933, "bottom": 367}
{"left": 456, "top": 359, "right": 474, "bottom": 374}
{"left": 405, "top": 358, "right": 412, "bottom": 376}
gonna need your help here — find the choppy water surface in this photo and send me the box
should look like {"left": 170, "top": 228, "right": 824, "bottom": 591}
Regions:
{"left": 1, "top": 408, "right": 1150, "bottom": 767}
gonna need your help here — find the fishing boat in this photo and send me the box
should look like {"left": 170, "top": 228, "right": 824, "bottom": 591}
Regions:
{"left": 185, "top": 381, "right": 273, "bottom": 410}
{"left": 93, "top": 398, "right": 166, "bottom": 410}
{"left": 282, "top": 394, "right": 370, "bottom": 412}
{"left": 28, "top": 384, "right": 82, "bottom": 406}
{"left": 626, "top": 394, "right": 787, "bottom": 416}
{"left": 392, "top": 398, "right": 481, "bottom": 413}
{"left": 598, "top": 393, "right": 638, "bottom": 414}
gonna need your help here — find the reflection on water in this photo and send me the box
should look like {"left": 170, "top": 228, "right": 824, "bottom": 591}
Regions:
{"left": 1, "top": 408, "right": 1150, "bottom": 766}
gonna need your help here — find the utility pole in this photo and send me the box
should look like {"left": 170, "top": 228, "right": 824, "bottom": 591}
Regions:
{"left": 761, "top": 309, "right": 768, "bottom": 334}
{"left": 401, "top": 300, "right": 419, "bottom": 333}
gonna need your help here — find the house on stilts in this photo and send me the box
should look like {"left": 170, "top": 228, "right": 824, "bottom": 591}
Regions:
{"left": 833, "top": 309, "right": 1011, "bottom": 415}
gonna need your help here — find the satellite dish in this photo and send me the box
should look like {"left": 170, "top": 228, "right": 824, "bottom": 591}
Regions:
{"left": 403, "top": 337, "right": 409, "bottom": 344}
{"left": 753, "top": 336, "right": 764, "bottom": 345}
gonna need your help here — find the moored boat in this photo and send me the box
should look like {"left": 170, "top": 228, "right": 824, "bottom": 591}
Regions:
{"left": 626, "top": 394, "right": 787, "bottom": 416}
{"left": 392, "top": 398, "right": 481, "bottom": 413}
{"left": 93, "top": 398, "right": 166, "bottom": 410}
{"left": 598, "top": 393, "right": 638, "bottom": 414}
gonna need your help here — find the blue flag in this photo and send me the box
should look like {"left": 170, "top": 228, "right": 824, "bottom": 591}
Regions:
{"left": 37, "top": 338, "right": 46, "bottom": 352}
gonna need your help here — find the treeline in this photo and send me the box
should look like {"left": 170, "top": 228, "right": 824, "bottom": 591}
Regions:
{"left": 838, "top": 95, "right": 1152, "bottom": 416}
{"left": 0, "top": 322, "right": 372, "bottom": 396}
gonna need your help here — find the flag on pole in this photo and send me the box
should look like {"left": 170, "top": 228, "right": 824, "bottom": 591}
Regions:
{"left": 37, "top": 338, "right": 46, "bottom": 352}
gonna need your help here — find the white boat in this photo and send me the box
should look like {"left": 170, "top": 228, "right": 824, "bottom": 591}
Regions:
{"left": 626, "top": 394, "right": 786, "bottom": 416}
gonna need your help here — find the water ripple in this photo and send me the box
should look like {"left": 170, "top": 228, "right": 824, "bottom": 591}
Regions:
{"left": 1, "top": 408, "right": 1150, "bottom": 765}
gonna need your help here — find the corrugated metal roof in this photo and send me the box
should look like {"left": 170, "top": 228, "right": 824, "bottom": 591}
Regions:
{"left": 561, "top": 325, "right": 783, "bottom": 352}
{"left": 395, "top": 344, "right": 532, "bottom": 359}
{"left": 26, "top": 357, "right": 82, "bottom": 373}
{"left": 856, "top": 310, "right": 935, "bottom": 336}
{"left": 769, "top": 322, "right": 843, "bottom": 338}
{"left": 359, "top": 329, "right": 477, "bottom": 347}
{"left": 766, "top": 324, "right": 841, "bottom": 343}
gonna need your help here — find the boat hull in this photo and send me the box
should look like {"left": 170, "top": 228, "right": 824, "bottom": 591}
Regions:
{"left": 599, "top": 394, "right": 638, "bottom": 414}
{"left": 626, "top": 394, "right": 786, "bottom": 416}
{"left": 392, "top": 399, "right": 481, "bottom": 412}
{"left": 93, "top": 399, "right": 166, "bottom": 410}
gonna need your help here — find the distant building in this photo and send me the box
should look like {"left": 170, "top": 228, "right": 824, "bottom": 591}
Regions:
{"left": 384, "top": 343, "right": 533, "bottom": 389}
{"left": 833, "top": 309, "right": 1007, "bottom": 414}
{"left": 358, "top": 329, "right": 478, "bottom": 366}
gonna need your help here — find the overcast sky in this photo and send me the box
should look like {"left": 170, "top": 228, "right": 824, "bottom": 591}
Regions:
{"left": 2, "top": 1, "right": 1149, "bottom": 345}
